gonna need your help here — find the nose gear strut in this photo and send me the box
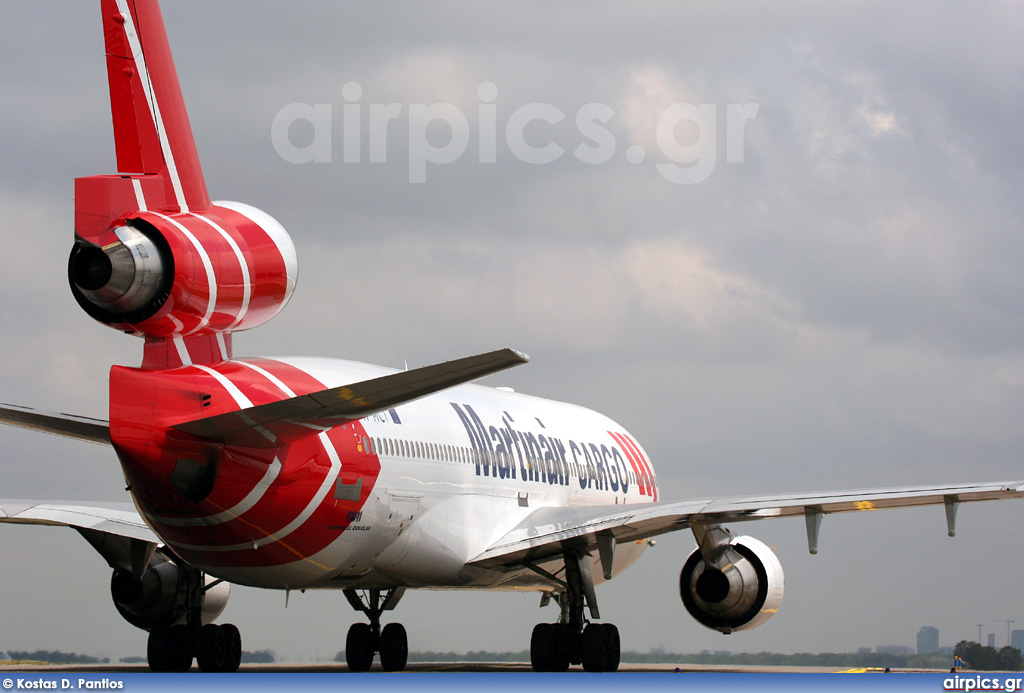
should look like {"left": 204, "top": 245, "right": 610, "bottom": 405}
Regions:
{"left": 343, "top": 587, "right": 408, "bottom": 672}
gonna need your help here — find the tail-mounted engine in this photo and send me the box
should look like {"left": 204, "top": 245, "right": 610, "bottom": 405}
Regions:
{"left": 110, "top": 552, "right": 229, "bottom": 631}
{"left": 69, "top": 201, "right": 297, "bottom": 341}
{"left": 679, "top": 533, "right": 784, "bottom": 634}
{"left": 70, "top": 0, "right": 297, "bottom": 365}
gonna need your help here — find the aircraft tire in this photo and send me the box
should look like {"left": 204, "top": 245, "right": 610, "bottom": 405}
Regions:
{"left": 146, "top": 627, "right": 171, "bottom": 672}
{"left": 550, "top": 624, "right": 571, "bottom": 672}
{"left": 530, "top": 623, "right": 555, "bottom": 672}
{"left": 147, "top": 625, "right": 194, "bottom": 672}
{"left": 379, "top": 623, "right": 408, "bottom": 672}
{"left": 581, "top": 623, "right": 620, "bottom": 672}
{"left": 346, "top": 623, "right": 375, "bottom": 672}
{"left": 602, "top": 623, "right": 620, "bottom": 672}
{"left": 580, "top": 623, "right": 607, "bottom": 672}
{"left": 220, "top": 623, "right": 242, "bottom": 673}
{"left": 196, "top": 624, "right": 227, "bottom": 672}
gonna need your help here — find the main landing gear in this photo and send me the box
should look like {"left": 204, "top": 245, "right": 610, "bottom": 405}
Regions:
{"left": 343, "top": 587, "right": 408, "bottom": 672}
{"left": 109, "top": 549, "right": 240, "bottom": 673}
{"left": 142, "top": 566, "right": 241, "bottom": 673}
{"left": 529, "top": 547, "right": 621, "bottom": 672}
{"left": 147, "top": 622, "right": 242, "bottom": 672}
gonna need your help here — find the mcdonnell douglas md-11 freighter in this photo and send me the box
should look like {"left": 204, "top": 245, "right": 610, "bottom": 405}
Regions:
{"left": 2, "top": 0, "right": 1022, "bottom": 673}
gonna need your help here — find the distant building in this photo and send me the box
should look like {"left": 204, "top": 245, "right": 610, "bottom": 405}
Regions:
{"left": 857, "top": 647, "right": 871, "bottom": 654}
{"left": 988, "top": 634, "right": 997, "bottom": 648}
{"left": 0, "top": 651, "right": 10, "bottom": 661}
{"left": 918, "top": 626, "right": 940, "bottom": 654}
{"left": 877, "top": 645, "right": 914, "bottom": 656}
{"left": 1012, "top": 630, "right": 1024, "bottom": 653}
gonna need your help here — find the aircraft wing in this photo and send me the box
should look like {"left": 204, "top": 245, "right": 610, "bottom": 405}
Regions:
{"left": 469, "top": 480, "right": 1024, "bottom": 569}
{"left": 0, "top": 500, "right": 157, "bottom": 544}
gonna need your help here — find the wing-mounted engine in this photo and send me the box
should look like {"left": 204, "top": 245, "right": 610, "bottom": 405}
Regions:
{"left": 110, "top": 550, "right": 229, "bottom": 631}
{"left": 679, "top": 526, "right": 784, "bottom": 634}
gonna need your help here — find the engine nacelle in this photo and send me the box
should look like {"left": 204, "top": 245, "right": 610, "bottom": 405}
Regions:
{"left": 69, "top": 201, "right": 297, "bottom": 339}
{"left": 679, "top": 535, "right": 784, "bottom": 634}
{"left": 111, "top": 555, "right": 230, "bottom": 631}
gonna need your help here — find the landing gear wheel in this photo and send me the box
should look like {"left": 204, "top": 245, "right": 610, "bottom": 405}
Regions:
{"left": 220, "top": 623, "right": 242, "bottom": 673}
{"left": 196, "top": 623, "right": 241, "bottom": 672}
{"left": 343, "top": 588, "right": 408, "bottom": 672}
{"left": 147, "top": 627, "right": 171, "bottom": 672}
{"left": 148, "top": 625, "right": 193, "bottom": 672}
{"left": 580, "top": 623, "right": 606, "bottom": 672}
{"left": 581, "top": 623, "right": 620, "bottom": 672}
{"left": 550, "top": 624, "right": 571, "bottom": 672}
{"left": 197, "top": 624, "right": 227, "bottom": 672}
{"left": 379, "top": 623, "right": 408, "bottom": 672}
{"left": 530, "top": 623, "right": 554, "bottom": 672}
{"left": 530, "top": 623, "right": 570, "bottom": 672}
{"left": 602, "top": 623, "right": 620, "bottom": 672}
{"left": 346, "top": 622, "right": 376, "bottom": 672}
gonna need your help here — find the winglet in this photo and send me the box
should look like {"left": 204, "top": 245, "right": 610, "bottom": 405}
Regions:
{"left": 173, "top": 348, "right": 530, "bottom": 448}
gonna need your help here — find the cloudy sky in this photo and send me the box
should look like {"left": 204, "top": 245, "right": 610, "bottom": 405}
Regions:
{"left": 1, "top": 0, "right": 1023, "bottom": 662}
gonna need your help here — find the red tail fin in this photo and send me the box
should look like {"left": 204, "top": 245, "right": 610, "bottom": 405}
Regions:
{"left": 71, "top": 0, "right": 297, "bottom": 369}
{"left": 77, "top": 0, "right": 210, "bottom": 237}
{"left": 103, "top": 0, "right": 209, "bottom": 209}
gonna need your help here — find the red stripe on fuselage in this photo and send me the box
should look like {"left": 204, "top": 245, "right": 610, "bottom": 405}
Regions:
{"left": 617, "top": 432, "right": 657, "bottom": 501}
{"left": 132, "top": 358, "right": 380, "bottom": 569}
{"left": 608, "top": 431, "right": 648, "bottom": 497}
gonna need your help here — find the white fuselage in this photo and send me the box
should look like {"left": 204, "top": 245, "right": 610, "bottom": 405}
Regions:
{"left": 188, "top": 356, "right": 658, "bottom": 591}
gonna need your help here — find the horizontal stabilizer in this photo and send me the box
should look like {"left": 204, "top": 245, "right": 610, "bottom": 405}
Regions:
{"left": 0, "top": 403, "right": 111, "bottom": 445}
{"left": 173, "top": 348, "right": 529, "bottom": 448}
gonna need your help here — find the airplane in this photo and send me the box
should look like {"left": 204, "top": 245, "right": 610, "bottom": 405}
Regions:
{"left": 1, "top": 0, "right": 1022, "bottom": 674}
